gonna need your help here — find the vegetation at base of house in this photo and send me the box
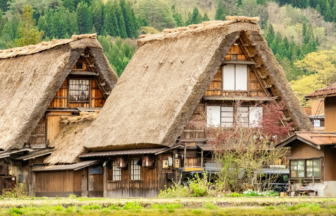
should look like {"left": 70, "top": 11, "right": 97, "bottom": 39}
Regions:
{"left": 2, "top": 200, "right": 336, "bottom": 216}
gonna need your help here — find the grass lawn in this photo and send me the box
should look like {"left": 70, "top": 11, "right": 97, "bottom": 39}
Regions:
{"left": 1, "top": 197, "right": 336, "bottom": 215}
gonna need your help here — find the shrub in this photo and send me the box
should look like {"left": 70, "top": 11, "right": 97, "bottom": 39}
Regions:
{"left": 54, "top": 205, "right": 63, "bottom": 211}
{"left": 8, "top": 207, "right": 23, "bottom": 215}
{"left": 68, "top": 194, "right": 77, "bottom": 199}
{"left": 89, "top": 204, "right": 102, "bottom": 210}
{"left": 109, "top": 205, "right": 121, "bottom": 210}
{"left": 65, "top": 206, "right": 75, "bottom": 212}
{"left": 203, "top": 202, "right": 218, "bottom": 209}
{"left": 159, "top": 182, "right": 189, "bottom": 197}
{"left": 309, "top": 203, "right": 320, "bottom": 211}
{"left": 193, "top": 209, "right": 202, "bottom": 214}
{"left": 266, "top": 206, "right": 274, "bottom": 210}
{"left": 189, "top": 173, "right": 209, "bottom": 197}
{"left": 101, "top": 208, "right": 110, "bottom": 213}
{"left": 123, "top": 202, "right": 142, "bottom": 212}
{"left": 2, "top": 185, "right": 27, "bottom": 198}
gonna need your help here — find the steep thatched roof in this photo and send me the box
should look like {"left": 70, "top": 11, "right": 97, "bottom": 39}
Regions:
{"left": 0, "top": 34, "right": 118, "bottom": 151}
{"left": 83, "top": 16, "right": 312, "bottom": 151}
{"left": 44, "top": 112, "right": 99, "bottom": 165}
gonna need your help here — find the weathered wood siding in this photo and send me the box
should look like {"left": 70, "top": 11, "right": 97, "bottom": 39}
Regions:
{"left": 181, "top": 103, "right": 205, "bottom": 141}
{"left": 35, "top": 170, "right": 82, "bottom": 197}
{"left": 325, "top": 97, "right": 336, "bottom": 132}
{"left": 323, "top": 146, "right": 336, "bottom": 181}
{"left": 27, "top": 115, "right": 46, "bottom": 148}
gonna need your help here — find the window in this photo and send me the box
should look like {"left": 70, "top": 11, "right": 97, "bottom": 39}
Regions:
{"left": 207, "top": 106, "right": 263, "bottom": 128}
{"left": 76, "top": 62, "right": 83, "bottom": 69}
{"left": 290, "top": 159, "right": 321, "bottom": 178}
{"left": 69, "top": 79, "right": 90, "bottom": 102}
{"left": 232, "top": 54, "right": 237, "bottom": 60}
{"left": 223, "top": 64, "right": 247, "bottom": 91}
{"left": 131, "top": 159, "right": 141, "bottom": 180}
{"left": 112, "top": 160, "right": 121, "bottom": 181}
{"left": 90, "top": 166, "right": 103, "bottom": 175}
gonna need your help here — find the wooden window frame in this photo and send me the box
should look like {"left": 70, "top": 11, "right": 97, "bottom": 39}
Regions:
{"left": 222, "top": 64, "right": 248, "bottom": 92}
{"left": 289, "top": 158, "right": 322, "bottom": 179}
{"left": 112, "top": 160, "right": 121, "bottom": 181}
{"left": 130, "top": 159, "right": 141, "bottom": 181}
{"left": 68, "top": 78, "right": 91, "bottom": 106}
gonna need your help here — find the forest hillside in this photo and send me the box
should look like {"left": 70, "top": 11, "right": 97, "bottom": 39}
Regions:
{"left": 0, "top": 0, "right": 335, "bottom": 107}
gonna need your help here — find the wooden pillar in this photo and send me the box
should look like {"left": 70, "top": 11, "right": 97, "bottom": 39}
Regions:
{"left": 184, "top": 144, "right": 187, "bottom": 167}
{"left": 103, "top": 166, "right": 107, "bottom": 197}
{"left": 31, "top": 172, "right": 36, "bottom": 197}
{"left": 81, "top": 168, "right": 88, "bottom": 197}
{"left": 158, "top": 155, "right": 162, "bottom": 190}
{"left": 173, "top": 150, "right": 177, "bottom": 182}
{"left": 201, "top": 150, "right": 203, "bottom": 169}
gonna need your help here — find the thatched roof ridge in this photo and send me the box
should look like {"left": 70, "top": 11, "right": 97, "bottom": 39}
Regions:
{"left": 82, "top": 16, "right": 311, "bottom": 152}
{"left": 44, "top": 112, "right": 99, "bottom": 165}
{"left": 0, "top": 35, "right": 118, "bottom": 151}
{"left": 138, "top": 16, "right": 259, "bottom": 47}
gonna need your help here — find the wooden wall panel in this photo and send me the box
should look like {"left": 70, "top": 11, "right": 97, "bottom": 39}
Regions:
{"left": 182, "top": 103, "right": 205, "bottom": 140}
{"left": 205, "top": 68, "right": 222, "bottom": 96}
{"left": 47, "top": 116, "right": 61, "bottom": 144}
{"left": 289, "top": 140, "right": 324, "bottom": 159}
{"left": 325, "top": 97, "right": 336, "bottom": 132}
{"left": 89, "top": 174, "right": 103, "bottom": 191}
{"left": 49, "top": 79, "right": 68, "bottom": 108}
{"left": 28, "top": 115, "right": 46, "bottom": 147}
{"left": 35, "top": 171, "right": 74, "bottom": 193}
{"left": 91, "top": 79, "right": 106, "bottom": 107}
{"left": 311, "top": 99, "right": 324, "bottom": 116}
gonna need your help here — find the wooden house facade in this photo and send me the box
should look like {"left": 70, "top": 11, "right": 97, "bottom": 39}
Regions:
{"left": 73, "top": 17, "right": 311, "bottom": 197}
{"left": 0, "top": 34, "right": 118, "bottom": 196}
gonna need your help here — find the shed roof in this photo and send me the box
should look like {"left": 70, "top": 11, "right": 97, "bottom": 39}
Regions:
{"left": 275, "top": 132, "right": 336, "bottom": 149}
{"left": 32, "top": 160, "right": 100, "bottom": 172}
{"left": 82, "top": 16, "right": 312, "bottom": 151}
{"left": 305, "top": 83, "right": 336, "bottom": 98}
{"left": 0, "top": 34, "right": 118, "bottom": 151}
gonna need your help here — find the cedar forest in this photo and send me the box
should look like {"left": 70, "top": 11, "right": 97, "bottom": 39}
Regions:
{"left": 1, "top": 0, "right": 336, "bottom": 107}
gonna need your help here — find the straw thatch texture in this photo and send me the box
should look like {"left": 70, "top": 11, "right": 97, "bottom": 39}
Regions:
{"left": 44, "top": 112, "right": 99, "bottom": 164}
{"left": 82, "top": 16, "right": 311, "bottom": 151}
{"left": 0, "top": 34, "right": 118, "bottom": 151}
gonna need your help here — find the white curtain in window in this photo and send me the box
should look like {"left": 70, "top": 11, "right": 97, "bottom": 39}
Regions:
{"left": 235, "top": 65, "right": 247, "bottom": 91}
{"left": 207, "top": 106, "right": 220, "bottom": 127}
{"left": 249, "top": 107, "right": 263, "bottom": 127}
{"left": 223, "top": 65, "right": 235, "bottom": 90}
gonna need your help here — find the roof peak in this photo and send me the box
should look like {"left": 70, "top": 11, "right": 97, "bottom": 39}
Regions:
{"left": 138, "top": 16, "right": 259, "bottom": 44}
{"left": 0, "top": 33, "right": 97, "bottom": 59}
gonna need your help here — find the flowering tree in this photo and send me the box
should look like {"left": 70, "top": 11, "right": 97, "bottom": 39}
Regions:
{"left": 206, "top": 101, "right": 292, "bottom": 192}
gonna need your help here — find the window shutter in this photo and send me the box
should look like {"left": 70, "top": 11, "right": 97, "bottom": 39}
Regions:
{"left": 249, "top": 107, "right": 263, "bottom": 127}
{"left": 207, "top": 106, "right": 220, "bottom": 127}
{"left": 235, "top": 65, "right": 247, "bottom": 91}
{"left": 223, "top": 65, "right": 235, "bottom": 90}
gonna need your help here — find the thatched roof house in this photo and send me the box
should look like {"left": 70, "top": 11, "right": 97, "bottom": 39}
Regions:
{"left": 0, "top": 34, "right": 118, "bottom": 151}
{"left": 81, "top": 16, "right": 312, "bottom": 152}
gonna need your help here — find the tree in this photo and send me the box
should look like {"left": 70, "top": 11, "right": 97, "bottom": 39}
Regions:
{"left": 50, "top": 13, "right": 60, "bottom": 38}
{"left": 0, "top": 0, "right": 8, "bottom": 12}
{"left": 76, "top": 2, "right": 91, "bottom": 34}
{"left": 120, "top": 0, "right": 137, "bottom": 38}
{"left": 266, "top": 24, "right": 275, "bottom": 44}
{"left": 64, "top": 0, "right": 77, "bottom": 12}
{"left": 115, "top": 2, "right": 128, "bottom": 38}
{"left": 37, "top": 16, "right": 49, "bottom": 38}
{"left": 103, "top": 2, "right": 120, "bottom": 37}
{"left": 275, "top": 32, "right": 282, "bottom": 44}
{"left": 15, "top": 5, "right": 44, "bottom": 47}
{"left": 316, "top": 4, "right": 321, "bottom": 12}
{"left": 215, "top": 4, "right": 226, "bottom": 20}
{"left": 283, "top": 36, "right": 289, "bottom": 50}
{"left": 173, "top": 12, "right": 184, "bottom": 27}
{"left": 92, "top": 1, "right": 104, "bottom": 35}
{"left": 203, "top": 13, "right": 210, "bottom": 21}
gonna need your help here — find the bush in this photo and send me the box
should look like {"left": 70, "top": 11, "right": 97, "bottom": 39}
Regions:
{"left": 123, "top": 202, "right": 142, "bottom": 212}
{"left": 68, "top": 194, "right": 77, "bottom": 199}
{"left": 203, "top": 202, "right": 218, "bottom": 209}
{"left": 193, "top": 209, "right": 202, "bottom": 214}
{"left": 159, "top": 182, "right": 189, "bottom": 197}
{"left": 8, "top": 208, "right": 23, "bottom": 216}
{"left": 2, "top": 185, "right": 27, "bottom": 198}
{"left": 189, "top": 173, "right": 209, "bottom": 197}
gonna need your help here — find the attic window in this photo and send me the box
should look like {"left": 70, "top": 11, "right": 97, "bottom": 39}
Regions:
{"left": 76, "top": 62, "right": 83, "bottom": 69}
{"left": 69, "top": 79, "right": 90, "bottom": 102}
{"left": 232, "top": 54, "right": 237, "bottom": 60}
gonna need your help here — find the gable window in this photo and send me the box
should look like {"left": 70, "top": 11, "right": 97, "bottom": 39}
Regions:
{"left": 76, "top": 62, "right": 83, "bottom": 69}
{"left": 69, "top": 79, "right": 90, "bottom": 102}
{"left": 112, "top": 160, "right": 121, "bottom": 181}
{"left": 223, "top": 64, "right": 247, "bottom": 91}
{"left": 207, "top": 105, "right": 263, "bottom": 128}
{"left": 131, "top": 159, "right": 141, "bottom": 181}
{"left": 290, "top": 159, "right": 321, "bottom": 178}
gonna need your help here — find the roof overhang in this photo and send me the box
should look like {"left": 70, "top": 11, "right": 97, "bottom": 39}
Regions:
{"left": 32, "top": 160, "right": 100, "bottom": 172}
{"left": 15, "top": 149, "right": 53, "bottom": 161}
{"left": 197, "top": 144, "right": 214, "bottom": 151}
{"left": 276, "top": 134, "right": 321, "bottom": 149}
{"left": 275, "top": 133, "right": 336, "bottom": 150}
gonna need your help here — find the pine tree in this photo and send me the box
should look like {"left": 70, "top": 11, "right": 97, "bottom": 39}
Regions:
{"left": 58, "top": 16, "right": 67, "bottom": 38}
{"left": 173, "top": 12, "right": 184, "bottom": 27}
{"left": 283, "top": 36, "right": 289, "bottom": 50}
{"left": 203, "top": 13, "right": 210, "bottom": 21}
{"left": 0, "top": 0, "right": 8, "bottom": 12}
{"left": 92, "top": 2, "right": 104, "bottom": 35}
{"left": 77, "top": 2, "right": 90, "bottom": 34}
{"left": 120, "top": 0, "right": 136, "bottom": 38}
{"left": 315, "top": 36, "right": 320, "bottom": 46}
{"left": 316, "top": 4, "right": 321, "bottom": 12}
{"left": 103, "top": 2, "right": 120, "bottom": 37}
{"left": 215, "top": 4, "right": 226, "bottom": 20}
{"left": 266, "top": 24, "right": 275, "bottom": 44}
{"left": 115, "top": 2, "right": 127, "bottom": 38}
{"left": 2, "top": 21, "right": 13, "bottom": 39}
{"left": 37, "top": 16, "right": 49, "bottom": 38}
{"left": 238, "top": 0, "right": 242, "bottom": 6}
{"left": 50, "top": 13, "right": 60, "bottom": 38}
{"left": 191, "top": 8, "right": 202, "bottom": 24}
{"left": 302, "top": 23, "right": 307, "bottom": 37}
{"left": 275, "top": 32, "right": 282, "bottom": 44}
{"left": 64, "top": 0, "right": 76, "bottom": 12}
{"left": 306, "top": 0, "right": 310, "bottom": 7}
{"left": 324, "top": 1, "right": 333, "bottom": 21}
{"left": 332, "top": 3, "right": 336, "bottom": 21}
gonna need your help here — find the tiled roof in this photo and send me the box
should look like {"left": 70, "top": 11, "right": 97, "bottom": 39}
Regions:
{"left": 305, "top": 83, "right": 336, "bottom": 98}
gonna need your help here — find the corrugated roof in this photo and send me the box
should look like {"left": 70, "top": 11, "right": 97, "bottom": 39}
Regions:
{"left": 306, "top": 83, "right": 336, "bottom": 98}
{"left": 32, "top": 160, "right": 100, "bottom": 172}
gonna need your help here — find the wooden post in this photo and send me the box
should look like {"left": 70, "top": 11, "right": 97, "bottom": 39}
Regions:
{"left": 158, "top": 155, "right": 162, "bottom": 191}
{"left": 31, "top": 172, "right": 36, "bottom": 197}
{"left": 201, "top": 150, "right": 203, "bottom": 169}
{"left": 81, "top": 168, "right": 88, "bottom": 197}
{"left": 103, "top": 166, "right": 107, "bottom": 197}
{"left": 184, "top": 143, "right": 187, "bottom": 167}
{"left": 173, "top": 150, "right": 177, "bottom": 181}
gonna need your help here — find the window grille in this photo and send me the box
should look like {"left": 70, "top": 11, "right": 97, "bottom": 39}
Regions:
{"left": 112, "top": 160, "right": 121, "bottom": 181}
{"left": 131, "top": 159, "right": 141, "bottom": 181}
{"left": 69, "top": 79, "right": 90, "bottom": 102}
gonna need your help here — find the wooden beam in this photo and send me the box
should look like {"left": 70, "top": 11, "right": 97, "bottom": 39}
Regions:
{"left": 184, "top": 144, "right": 187, "bottom": 167}
{"left": 201, "top": 150, "right": 203, "bottom": 168}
